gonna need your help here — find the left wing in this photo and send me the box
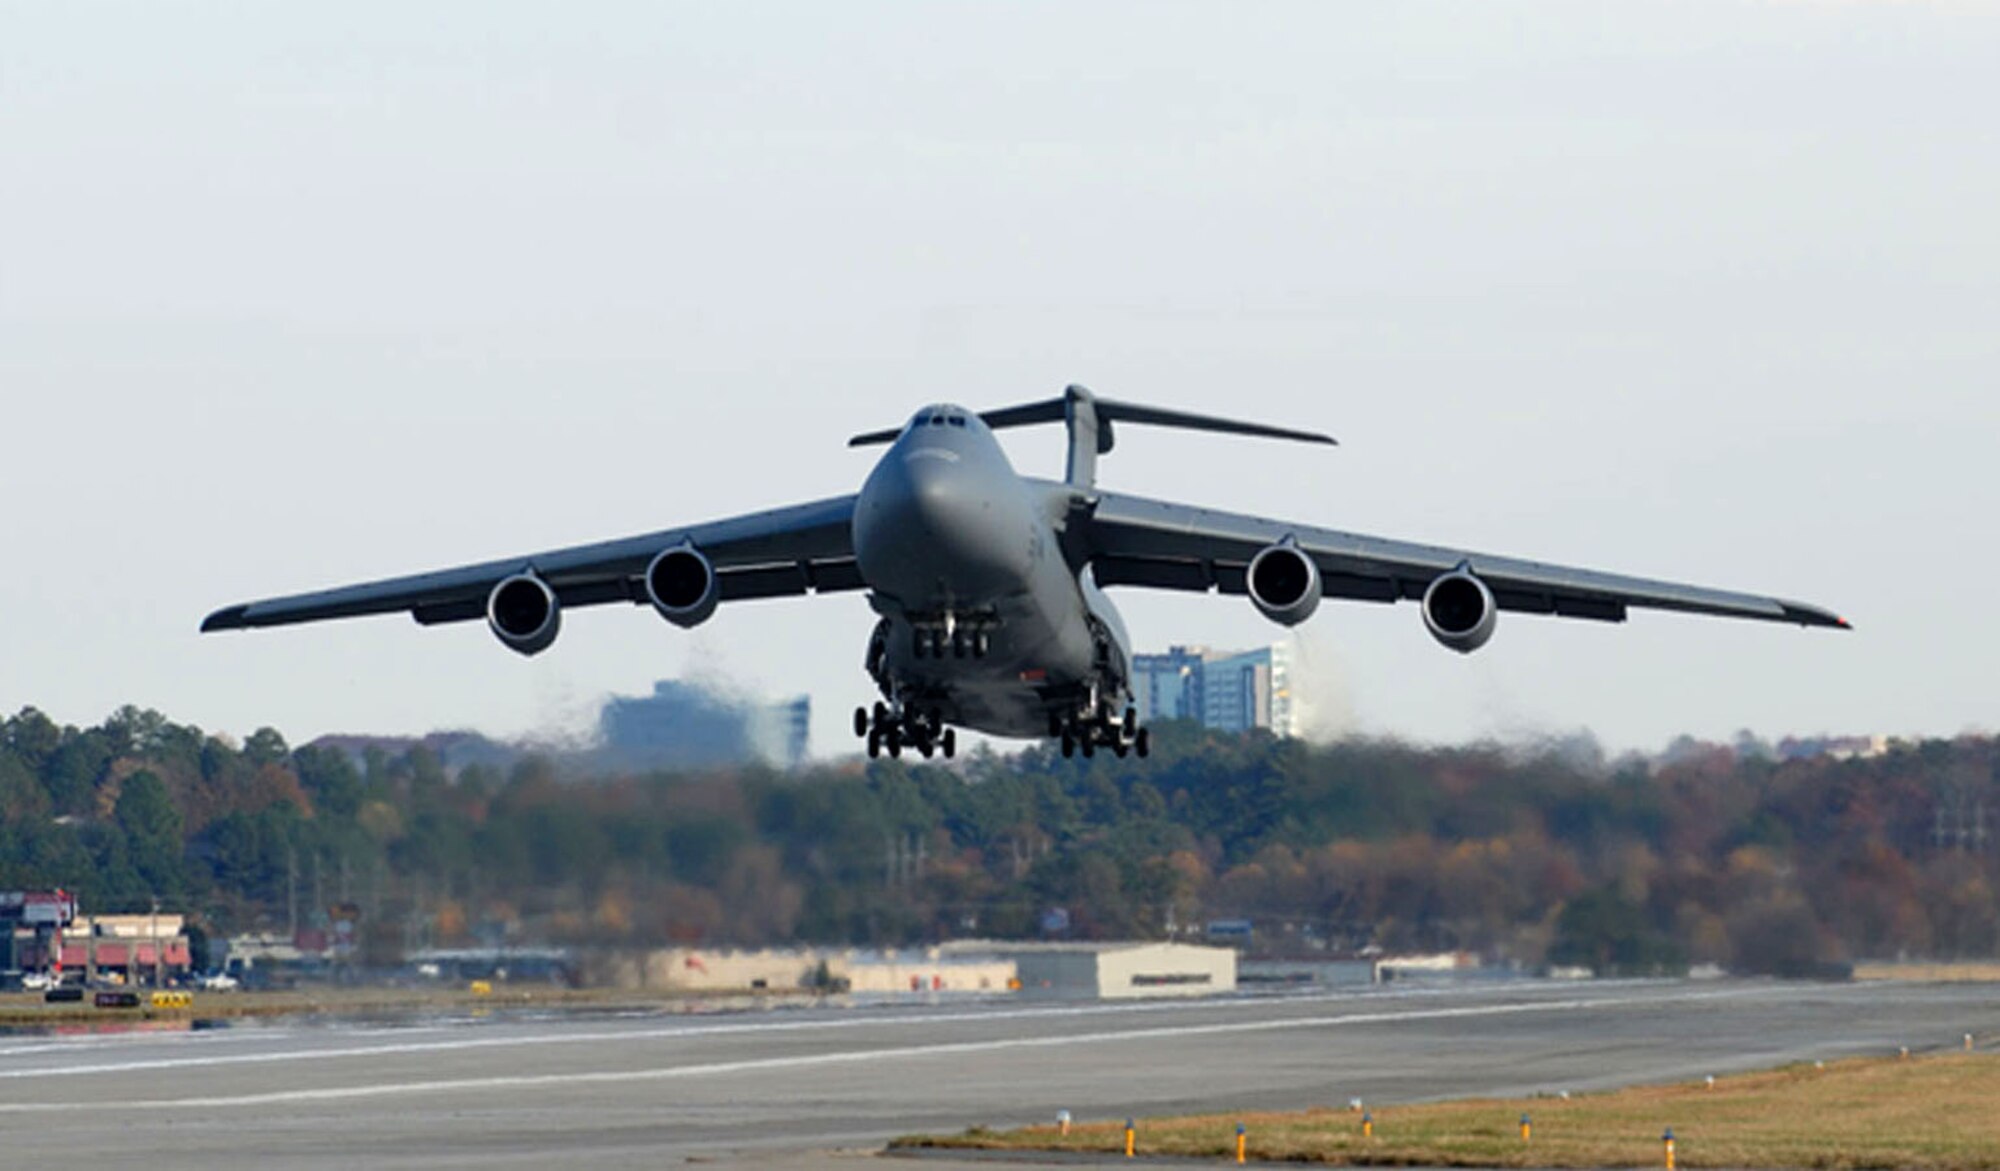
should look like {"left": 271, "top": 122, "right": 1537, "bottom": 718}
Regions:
{"left": 1079, "top": 489, "right": 1848, "bottom": 628}
{"left": 202, "top": 494, "right": 861, "bottom": 632}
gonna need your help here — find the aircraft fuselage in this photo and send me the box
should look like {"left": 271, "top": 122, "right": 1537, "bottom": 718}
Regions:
{"left": 851, "top": 405, "right": 1129, "bottom": 738}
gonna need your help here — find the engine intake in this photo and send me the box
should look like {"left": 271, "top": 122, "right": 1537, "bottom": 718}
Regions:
{"left": 487, "top": 573, "right": 560, "bottom": 656}
{"left": 646, "top": 544, "right": 719, "bottom": 628}
{"left": 1246, "top": 541, "right": 1321, "bottom": 626}
{"left": 1422, "top": 569, "right": 1497, "bottom": 653}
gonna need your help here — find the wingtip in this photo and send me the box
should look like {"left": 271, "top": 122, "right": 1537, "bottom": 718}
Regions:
{"left": 1777, "top": 601, "right": 1848, "bottom": 630}
{"left": 201, "top": 605, "right": 249, "bottom": 633}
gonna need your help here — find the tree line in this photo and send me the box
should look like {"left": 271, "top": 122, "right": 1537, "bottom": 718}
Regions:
{"left": 1, "top": 705, "right": 1996, "bottom": 975}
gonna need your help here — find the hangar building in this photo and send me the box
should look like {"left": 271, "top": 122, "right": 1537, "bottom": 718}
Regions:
{"left": 955, "top": 941, "right": 1236, "bottom": 1001}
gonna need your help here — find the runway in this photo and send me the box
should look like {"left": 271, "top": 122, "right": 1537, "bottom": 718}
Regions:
{"left": 0, "top": 979, "right": 1992, "bottom": 1168}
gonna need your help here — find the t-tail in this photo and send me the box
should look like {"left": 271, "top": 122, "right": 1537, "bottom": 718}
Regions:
{"left": 848, "top": 384, "right": 1336, "bottom": 488}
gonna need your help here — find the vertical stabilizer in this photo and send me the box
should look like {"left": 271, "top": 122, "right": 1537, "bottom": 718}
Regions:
{"left": 1063, "top": 384, "right": 1110, "bottom": 488}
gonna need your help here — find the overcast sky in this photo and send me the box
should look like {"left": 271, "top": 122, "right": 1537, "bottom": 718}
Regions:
{"left": 2, "top": 2, "right": 1994, "bottom": 758}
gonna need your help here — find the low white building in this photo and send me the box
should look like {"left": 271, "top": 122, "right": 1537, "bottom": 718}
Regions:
{"left": 954, "top": 941, "right": 1236, "bottom": 1000}
{"left": 584, "top": 947, "right": 1016, "bottom": 995}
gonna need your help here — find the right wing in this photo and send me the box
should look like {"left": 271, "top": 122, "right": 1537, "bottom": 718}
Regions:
{"left": 1080, "top": 489, "right": 1847, "bottom": 629}
{"left": 202, "top": 494, "right": 860, "bottom": 632}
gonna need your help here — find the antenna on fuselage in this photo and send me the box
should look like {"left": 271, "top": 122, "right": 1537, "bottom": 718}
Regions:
{"left": 846, "top": 384, "right": 1337, "bottom": 489}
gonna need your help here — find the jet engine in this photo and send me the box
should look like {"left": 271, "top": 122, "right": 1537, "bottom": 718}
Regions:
{"left": 645, "top": 544, "right": 719, "bottom": 628}
{"left": 1422, "top": 569, "right": 1497, "bottom": 653}
{"left": 487, "top": 572, "right": 560, "bottom": 656}
{"left": 1246, "top": 541, "right": 1321, "bottom": 626}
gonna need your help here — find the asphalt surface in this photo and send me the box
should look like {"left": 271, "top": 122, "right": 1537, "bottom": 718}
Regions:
{"left": 0, "top": 979, "right": 1992, "bottom": 1169}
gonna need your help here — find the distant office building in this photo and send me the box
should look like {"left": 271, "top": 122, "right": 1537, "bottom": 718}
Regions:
{"left": 599, "top": 680, "right": 810, "bottom": 769}
{"left": 1130, "top": 644, "right": 1298, "bottom": 737}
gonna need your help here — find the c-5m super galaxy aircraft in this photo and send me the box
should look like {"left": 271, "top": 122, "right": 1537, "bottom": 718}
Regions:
{"left": 204, "top": 386, "right": 1847, "bottom": 761}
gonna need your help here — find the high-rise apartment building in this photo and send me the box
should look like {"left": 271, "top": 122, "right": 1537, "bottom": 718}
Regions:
{"left": 1129, "top": 643, "right": 1297, "bottom": 736}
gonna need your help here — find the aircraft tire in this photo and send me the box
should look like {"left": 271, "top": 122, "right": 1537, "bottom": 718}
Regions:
{"left": 1136, "top": 728, "right": 1150, "bottom": 758}
{"left": 1060, "top": 732, "right": 1075, "bottom": 758}
{"left": 887, "top": 736, "right": 902, "bottom": 760}
{"left": 973, "top": 630, "right": 989, "bottom": 657}
{"left": 853, "top": 707, "right": 869, "bottom": 738}
{"left": 942, "top": 728, "right": 956, "bottom": 758}
{"left": 1122, "top": 707, "right": 1136, "bottom": 737}
{"left": 866, "top": 729, "right": 881, "bottom": 759}
{"left": 1080, "top": 738, "right": 1095, "bottom": 759}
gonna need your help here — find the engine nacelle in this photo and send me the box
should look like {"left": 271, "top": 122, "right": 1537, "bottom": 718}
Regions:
{"left": 487, "top": 572, "right": 560, "bottom": 656}
{"left": 1246, "top": 541, "right": 1321, "bottom": 626}
{"left": 1422, "top": 569, "right": 1498, "bottom": 653}
{"left": 646, "top": 544, "right": 719, "bottom": 628}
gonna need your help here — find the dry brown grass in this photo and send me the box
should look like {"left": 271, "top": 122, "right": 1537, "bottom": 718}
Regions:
{"left": 1853, "top": 962, "right": 2000, "bottom": 983}
{"left": 896, "top": 1054, "right": 2000, "bottom": 1169}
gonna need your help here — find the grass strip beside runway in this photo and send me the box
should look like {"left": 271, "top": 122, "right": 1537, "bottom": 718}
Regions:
{"left": 894, "top": 1053, "right": 2000, "bottom": 1169}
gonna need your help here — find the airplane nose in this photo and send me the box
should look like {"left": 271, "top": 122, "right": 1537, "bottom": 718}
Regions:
{"left": 854, "top": 445, "right": 1028, "bottom": 604}
{"left": 902, "top": 449, "right": 972, "bottom": 526}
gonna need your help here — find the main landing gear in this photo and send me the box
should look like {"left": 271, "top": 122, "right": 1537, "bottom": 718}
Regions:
{"left": 1050, "top": 704, "right": 1150, "bottom": 761}
{"left": 855, "top": 702, "right": 957, "bottom": 761}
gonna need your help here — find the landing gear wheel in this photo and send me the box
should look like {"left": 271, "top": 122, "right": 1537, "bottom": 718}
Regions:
{"left": 866, "top": 729, "right": 882, "bottom": 759}
{"left": 1048, "top": 712, "right": 1064, "bottom": 738}
{"left": 951, "top": 630, "right": 968, "bottom": 658}
{"left": 1080, "top": 738, "right": 1095, "bottom": 759}
{"left": 874, "top": 701, "right": 889, "bottom": 725}
{"left": 919, "top": 740, "right": 935, "bottom": 760}
{"left": 887, "top": 734, "right": 902, "bottom": 760}
{"left": 1113, "top": 741, "right": 1128, "bottom": 759}
{"left": 941, "top": 728, "right": 957, "bottom": 759}
{"left": 1135, "top": 728, "right": 1151, "bottom": 758}
{"left": 1060, "top": 732, "right": 1075, "bottom": 759}
{"left": 1122, "top": 707, "right": 1137, "bottom": 737}
{"left": 853, "top": 707, "right": 869, "bottom": 738}
{"left": 972, "top": 630, "right": 990, "bottom": 657}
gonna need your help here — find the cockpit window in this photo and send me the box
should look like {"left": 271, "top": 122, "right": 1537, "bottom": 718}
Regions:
{"left": 948, "top": 415, "right": 966, "bottom": 427}
{"left": 930, "top": 415, "right": 945, "bottom": 426}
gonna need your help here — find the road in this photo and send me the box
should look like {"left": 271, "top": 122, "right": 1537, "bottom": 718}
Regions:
{"left": 0, "top": 979, "right": 1991, "bottom": 1168}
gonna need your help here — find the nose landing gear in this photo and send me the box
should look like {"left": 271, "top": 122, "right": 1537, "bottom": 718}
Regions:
{"left": 854, "top": 702, "right": 958, "bottom": 760}
{"left": 908, "top": 614, "right": 994, "bottom": 659}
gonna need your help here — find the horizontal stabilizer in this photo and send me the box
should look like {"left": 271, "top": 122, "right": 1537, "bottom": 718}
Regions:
{"left": 1087, "top": 399, "right": 1336, "bottom": 447}
{"left": 848, "top": 386, "right": 1336, "bottom": 449}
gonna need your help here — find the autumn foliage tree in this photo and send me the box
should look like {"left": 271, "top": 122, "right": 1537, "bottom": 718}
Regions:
{"left": 0, "top": 704, "right": 1996, "bottom": 974}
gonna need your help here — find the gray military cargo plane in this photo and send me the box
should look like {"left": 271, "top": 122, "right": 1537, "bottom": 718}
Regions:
{"left": 204, "top": 385, "right": 1846, "bottom": 761}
